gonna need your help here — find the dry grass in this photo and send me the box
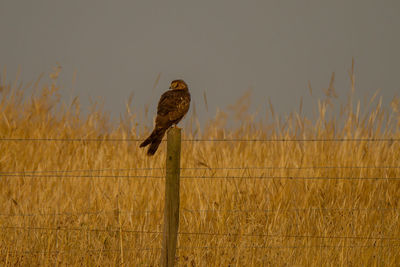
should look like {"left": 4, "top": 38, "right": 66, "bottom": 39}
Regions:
{"left": 0, "top": 67, "right": 399, "bottom": 266}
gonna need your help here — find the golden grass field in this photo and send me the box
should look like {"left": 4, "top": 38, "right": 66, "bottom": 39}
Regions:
{"left": 0, "top": 68, "right": 399, "bottom": 266}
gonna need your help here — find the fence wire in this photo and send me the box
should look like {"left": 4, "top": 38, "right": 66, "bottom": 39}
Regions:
{"left": 0, "top": 137, "right": 399, "bottom": 142}
{"left": 1, "top": 165, "right": 400, "bottom": 175}
{"left": 1, "top": 137, "right": 399, "bottom": 260}
{"left": 2, "top": 226, "right": 399, "bottom": 241}
{"left": 1, "top": 173, "right": 399, "bottom": 180}
{"left": 1, "top": 206, "right": 398, "bottom": 218}
{"left": 4, "top": 243, "right": 400, "bottom": 256}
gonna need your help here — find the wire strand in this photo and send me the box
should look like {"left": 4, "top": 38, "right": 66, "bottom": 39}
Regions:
{"left": 2, "top": 226, "right": 398, "bottom": 241}
{"left": 0, "top": 138, "right": 399, "bottom": 142}
{"left": 3, "top": 244, "right": 400, "bottom": 256}
{"left": 1, "top": 207, "right": 398, "bottom": 218}
{"left": 0, "top": 173, "right": 400, "bottom": 181}
{"left": 184, "top": 138, "right": 400, "bottom": 142}
{"left": 176, "top": 244, "right": 400, "bottom": 250}
{"left": 1, "top": 174, "right": 399, "bottom": 180}
{"left": 1, "top": 165, "right": 399, "bottom": 175}
{"left": 179, "top": 175, "right": 400, "bottom": 180}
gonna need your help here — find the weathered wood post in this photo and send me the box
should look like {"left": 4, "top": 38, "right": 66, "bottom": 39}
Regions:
{"left": 161, "top": 128, "right": 181, "bottom": 267}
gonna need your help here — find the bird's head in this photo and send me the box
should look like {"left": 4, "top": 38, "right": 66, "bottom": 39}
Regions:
{"left": 169, "top": 79, "right": 188, "bottom": 90}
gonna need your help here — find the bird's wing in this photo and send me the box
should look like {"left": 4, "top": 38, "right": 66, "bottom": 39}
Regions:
{"left": 156, "top": 90, "right": 190, "bottom": 123}
{"left": 157, "top": 90, "right": 178, "bottom": 116}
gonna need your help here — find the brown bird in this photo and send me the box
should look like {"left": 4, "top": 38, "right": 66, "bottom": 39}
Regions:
{"left": 140, "top": 79, "right": 191, "bottom": 156}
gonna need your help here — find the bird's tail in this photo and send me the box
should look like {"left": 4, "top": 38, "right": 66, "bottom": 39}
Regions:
{"left": 140, "top": 127, "right": 167, "bottom": 156}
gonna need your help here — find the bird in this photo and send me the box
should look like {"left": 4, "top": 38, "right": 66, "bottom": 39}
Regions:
{"left": 140, "top": 79, "right": 191, "bottom": 156}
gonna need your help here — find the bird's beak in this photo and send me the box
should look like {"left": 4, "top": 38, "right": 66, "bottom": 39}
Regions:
{"left": 169, "top": 86, "right": 172, "bottom": 89}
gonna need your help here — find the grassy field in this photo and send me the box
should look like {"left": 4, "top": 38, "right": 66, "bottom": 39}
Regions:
{"left": 0, "top": 69, "right": 399, "bottom": 266}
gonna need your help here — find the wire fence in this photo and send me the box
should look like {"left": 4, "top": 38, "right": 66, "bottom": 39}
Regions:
{"left": 1, "top": 164, "right": 399, "bottom": 180}
{"left": 0, "top": 176, "right": 399, "bottom": 183}
{"left": 4, "top": 244, "right": 400, "bottom": 256}
{"left": 0, "top": 137, "right": 399, "bottom": 142}
{"left": 1, "top": 206, "right": 398, "bottom": 218}
{"left": 1, "top": 174, "right": 399, "bottom": 180}
{"left": 2, "top": 226, "right": 400, "bottom": 241}
{"left": 1, "top": 137, "right": 399, "bottom": 261}
{"left": 1, "top": 165, "right": 400, "bottom": 174}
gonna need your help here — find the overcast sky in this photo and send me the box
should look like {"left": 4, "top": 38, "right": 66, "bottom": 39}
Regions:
{"left": 1, "top": 0, "right": 399, "bottom": 126}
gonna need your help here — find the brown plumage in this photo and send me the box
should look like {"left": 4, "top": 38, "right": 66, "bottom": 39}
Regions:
{"left": 140, "top": 79, "right": 191, "bottom": 156}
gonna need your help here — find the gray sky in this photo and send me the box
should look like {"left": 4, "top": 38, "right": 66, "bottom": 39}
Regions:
{"left": 1, "top": 0, "right": 399, "bottom": 127}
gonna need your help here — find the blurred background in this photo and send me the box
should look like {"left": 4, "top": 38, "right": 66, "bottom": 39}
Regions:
{"left": 1, "top": 0, "right": 399, "bottom": 127}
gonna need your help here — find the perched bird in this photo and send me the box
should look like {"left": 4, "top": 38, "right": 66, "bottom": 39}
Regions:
{"left": 140, "top": 79, "right": 191, "bottom": 156}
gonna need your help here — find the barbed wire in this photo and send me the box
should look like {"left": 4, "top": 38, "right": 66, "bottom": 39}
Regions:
{"left": 180, "top": 207, "right": 399, "bottom": 214}
{"left": 185, "top": 138, "right": 400, "bottom": 142}
{"left": 176, "top": 244, "right": 400, "bottom": 250}
{"left": 178, "top": 175, "right": 400, "bottom": 180}
{"left": 3, "top": 243, "right": 400, "bottom": 256}
{"left": 1, "top": 165, "right": 399, "bottom": 175}
{"left": 0, "top": 211, "right": 115, "bottom": 217}
{"left": 1, "top": 137, "right": 398, "bottom": 258}
{"left": 0, "top": 168, "right": 158, "bottom": 175}
{"left": 1, "top": 206, "right": 398, "bottom": 218}
{"left": 2, "top": 247, "right": 160, "bottom": 255}
{"left": 2, "top": 173, "right": 399, "bottom": 180}
{"left": 2, "top": 226, "right": 399, "bottom": 241}
{"left": 0, "top": 137, "right": 399, "bottom": 142}
{"left": 0, "top": 206, "right": 398, "bottom": 218}
{"left": 177, "top": 232, "right": 400, "bottom": 240}
{"left": 0, "top": 174, "right": 164, "bottom": 179}
{"left": 0, "top": 138, "right": 143, "bottom": 142}
{"left": 0, "top": 226, "right": 160, "bottom": 234}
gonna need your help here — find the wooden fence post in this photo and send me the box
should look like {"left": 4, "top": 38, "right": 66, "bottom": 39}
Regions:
{"left": 161, "top": 128, "right": 181, "bottom": 267}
